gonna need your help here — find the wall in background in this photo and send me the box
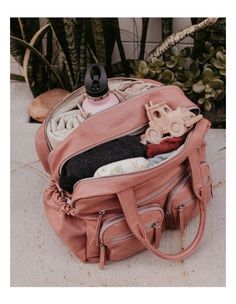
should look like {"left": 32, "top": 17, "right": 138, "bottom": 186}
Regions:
{"left": 10, "top": 18, "right": 193, "bottom": 76}
{"left": 113, "top": 18, "right": 193, "bottom": 61}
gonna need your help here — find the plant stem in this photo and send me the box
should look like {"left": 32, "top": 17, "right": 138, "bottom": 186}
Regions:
{"left": 146, "top": 18, "right": 218, "bottom": 61}
{"left": 114, "top": 19, "right": 129, "bottom": 77}
{"left": 11, "top": 35, "right": 65, "bottom": 89}
{"left": 139, "top": 18, "right": 149, "bottom": 60}
{"left": 10, "top": 73, "right": 25, "bottom": 82}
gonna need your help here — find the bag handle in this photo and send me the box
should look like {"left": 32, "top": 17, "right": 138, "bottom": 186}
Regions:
{"left": 117, "top": 150, "right": 207, "bottom": 261}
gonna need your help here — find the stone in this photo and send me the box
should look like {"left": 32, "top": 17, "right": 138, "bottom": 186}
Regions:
{"left": 28, "top": 88, "right": 70, "bottom": 122}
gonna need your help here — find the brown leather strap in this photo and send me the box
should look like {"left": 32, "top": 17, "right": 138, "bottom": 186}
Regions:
{"left": 117, "top": 150, "right": 207, "bottom": 261}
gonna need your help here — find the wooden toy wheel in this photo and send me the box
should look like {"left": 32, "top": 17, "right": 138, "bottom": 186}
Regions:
{"left": 146, "top": 127, "right": 162, "bottom": 143}
{"left": 169, "top": 119, "right": 186, "bottom": 137}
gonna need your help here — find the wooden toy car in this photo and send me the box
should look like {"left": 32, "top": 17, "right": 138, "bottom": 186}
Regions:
{"left": 142, "top": 101, "right": 203, "bottom": 144}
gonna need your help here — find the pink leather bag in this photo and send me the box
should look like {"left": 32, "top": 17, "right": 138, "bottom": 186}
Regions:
{"left": 35, "top": 78, "right": 212, "bottom": 269}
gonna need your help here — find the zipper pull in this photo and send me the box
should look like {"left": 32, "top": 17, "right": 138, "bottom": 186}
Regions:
{"left": 177, "top": 205, "right": 185, "bottom": 233}
{"left": 99, "top": 244, "right": 106, "bottom": 269}
{"left": 152, "top": 221, "right": 161, "bottom": 248}
{"left": 92, "top": 210, "right": 106, "bottom": 247}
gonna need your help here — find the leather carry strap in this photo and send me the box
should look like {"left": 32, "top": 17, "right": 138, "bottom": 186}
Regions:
{"left": 117, "top": 150, "right": 207, "bottom": 261}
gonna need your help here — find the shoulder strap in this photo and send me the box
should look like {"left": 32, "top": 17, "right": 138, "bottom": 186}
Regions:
{"left": 117, "top": 148, "right": 207, "bottom": 260}
{"left": 116, "top": 118, "right": 210, "bottom": 260}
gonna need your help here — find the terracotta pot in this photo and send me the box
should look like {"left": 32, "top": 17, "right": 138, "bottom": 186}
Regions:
{"left": 28, "top": 88, "right": 70, "bottom": 122}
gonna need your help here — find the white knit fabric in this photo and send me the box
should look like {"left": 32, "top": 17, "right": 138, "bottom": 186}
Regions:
{"left": 46, "top": 79, "right": 161, "bottom": 148}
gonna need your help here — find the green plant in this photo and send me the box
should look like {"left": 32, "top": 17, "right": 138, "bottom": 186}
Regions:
{"left": 192, "top": 68, "right": 224, "bottom": 111}
{"left": 10, "top": 18, "right": 126, "bottom": 96}
{"left": 212, "top": 51, "right": 226, "bottom": 76}
{"left": 11, "top": 18, "right": 225, "bottom": 127}
{"left": 161, "top": 18, "right": 172, "bottom": 60}
{"left": 139, "top": 18, "right": 149, "bottom": 60}
{"left": 192, "top": 18, "right": 225, "bottom": 59}
{"left": 134, "top": 41, "right": 225, "bottom": 114}
{"left": 146, "top": 18, "right": 218, "bottom": 61}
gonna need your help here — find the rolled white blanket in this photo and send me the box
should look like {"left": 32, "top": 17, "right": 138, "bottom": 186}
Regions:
{"left": 113, "top": 80, "right": 160, "bottom": 101}
{"left": 94, "top": 157, "right": 149, "bottom": 178}
{"left": 46, "top": 79, "right": 161, "bottom": 148}
{"left": 47, "top": 109, "right": 90, "bottom": 148}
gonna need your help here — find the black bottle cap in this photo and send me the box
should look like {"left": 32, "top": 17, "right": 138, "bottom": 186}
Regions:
{"left": 84, "top": 64, "right": 109, "bottom": 97}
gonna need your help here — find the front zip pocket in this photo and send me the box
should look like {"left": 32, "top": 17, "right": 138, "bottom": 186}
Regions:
{"left": 98, "top": 204, "right": 164, "bottom": 268}
{"left": 165, "top": 162, "right": 212, "bottom": 232}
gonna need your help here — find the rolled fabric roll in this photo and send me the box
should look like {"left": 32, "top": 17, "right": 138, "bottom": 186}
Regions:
{"left": 47, "top": 109, "right": 90, "bottom": 148}
{"left": 94, "top": 157, "right": 149, "bottom": 178}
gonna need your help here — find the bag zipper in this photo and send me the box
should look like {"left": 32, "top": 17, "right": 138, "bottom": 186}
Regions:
{"left": 88, "top": 169, "right": 185, "bottom": 246}
{"left": 137, "top": 169, "right": 189, "bottom": 206}
{"left": 88, "top": 209, "right": 122, "bottom": 247}
{"left": 59, "top": 121, "right": 148, "bottom": 176}
{"left": 98, "top": 204, "right": 163, "bottom": 269}
{"left": 88, "top": 170, "right": 186, "bottom": 245}
{"left": 99, "top": 205, "right": 163, "bottom": 246}
{"left": 166, "top": 171, "right": 210, "bottom": 215}
{"left": 165, "top": 171, "right": 191, "bottom": 214}
{"left": 72, "top": 135, "right": 188, "bottom": 192}
{"left": 48, "top": 84, "right": 199, "bottom": 172}
{"left": 168, "top": 175, "right": 210, "bottom": 233}
{"left": 109, "top": 220, "right": 159, "bottom": 244}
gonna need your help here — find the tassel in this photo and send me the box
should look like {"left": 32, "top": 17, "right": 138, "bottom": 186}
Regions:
{"left": 99, "top": 244, "right": 106, "bottom": 270}
{"left": 178, "top": 205, "right": 185, "bottom": 234}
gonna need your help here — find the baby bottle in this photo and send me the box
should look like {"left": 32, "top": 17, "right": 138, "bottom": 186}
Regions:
{"left": 82, "top": 64, "right": 119, "bottom": 115}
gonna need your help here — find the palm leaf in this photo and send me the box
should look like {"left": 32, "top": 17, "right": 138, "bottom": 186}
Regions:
{"left": 161, "top": 18, "right": 173, "bottom": 40}
{"left": 10, "top": 73, "right": 25, "bottom": 82}
{"left": 45, "top": 26, "right": 53, "bottom": 89}
{"left": 11, "top": 35, "right": 65, "bottom": 90}
{"left": 77, "top": 20, "right": 87, "bottom": 87}
{"left": 17, "top": 18, "right": 40, "bottom": 41}
{"left": 63, "top": 18, "right": 80, "bottom": 81}
{"left": 46, "top": 27, "right": 53, "bottom": 64}
{"left": 22, "top": 23, "right": 51, "bottom": 95}
{"left": 49, "top": 18, "right": 76, "bottom": 87}
{"left": 90, "top": 18, "right": 106, "bottom": 65}
{"left": 10, "top": 18, "right": 25, "bottom": 66}
{"left": 100, "top": 18, "right": 117, "bottom": 76}
{"left": 139, "top": 18, "right": 149, "bottom": 60}
{"left": 87, "top": 43, "right": 98, "bottom": 63}
{"left": 11, "top": 18, "right": 41, "bottom": 66}
{"left": 161, "top": 18, "right": 173, "bottom": 60}
{"left": 113, "top": 18, "right": 129, "bottom": 77}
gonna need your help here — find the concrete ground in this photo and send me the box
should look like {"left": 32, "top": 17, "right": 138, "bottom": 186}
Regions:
{"left": 10, "top": 83, "right": 226, "bottom": 287}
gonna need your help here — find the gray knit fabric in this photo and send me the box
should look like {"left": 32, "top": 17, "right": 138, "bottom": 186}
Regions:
{"left": 60, "top": 136, "right": 147, "bottom": 193}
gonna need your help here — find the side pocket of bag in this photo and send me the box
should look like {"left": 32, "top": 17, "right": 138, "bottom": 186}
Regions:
{"left": 165, "top": 162, "right": 212, "bottom": 232}
{"left": 81, "top": 208, "right": 122, "bottom": 263}
{"left": 98, "top": 204, "right": 164, "bottom": 268}
{"left": 44, "top": 181, "right": 87, "bottom": 262}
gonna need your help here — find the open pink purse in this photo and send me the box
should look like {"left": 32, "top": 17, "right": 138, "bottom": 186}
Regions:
{"left": 35, "top": 78, "right": 212, "bottom": 269}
